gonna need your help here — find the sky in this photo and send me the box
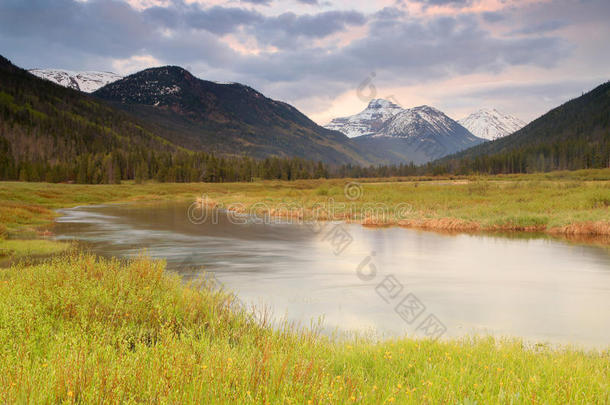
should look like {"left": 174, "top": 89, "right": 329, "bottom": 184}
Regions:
{"left": 1, "top": 0, "right": 609, "bottom": 124}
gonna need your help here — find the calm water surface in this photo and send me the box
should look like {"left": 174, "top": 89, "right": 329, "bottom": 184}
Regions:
{"left": 54, "top": 202, "right": 610, "bottom": 347}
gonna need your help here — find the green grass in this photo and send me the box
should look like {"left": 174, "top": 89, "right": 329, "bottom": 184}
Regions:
{"left": 1, "top": 171, "right": 609, "bottom": 233}
{"left": 0, "top": 239, "right": 72, "bottom": 259}
{"left": 0, "top": 254, "right": 608, "bottom": 403}
{"left": 0, "top": 169, "right": 609, "bottom": 255}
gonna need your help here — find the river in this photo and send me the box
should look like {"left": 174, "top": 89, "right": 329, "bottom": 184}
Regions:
{"left": 53, "top": 202, "right": 610, "bottom": 348}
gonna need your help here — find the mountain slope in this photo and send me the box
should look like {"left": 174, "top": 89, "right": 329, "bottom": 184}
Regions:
{"left": 325, "top": 99, "right": 403, "bottom": 138}
{"left": 0, "top": 56, "right": 344, "bottom": 183}
{"left": 458, "top": 108, "right": 526, "bottom": 141}
{"left": 0, "top": 55, "right": 181, "bottom": 182}
{"left": 436, "top": 82, "right": 610, "bottom": 173}
{"left": 354, "top": 105, "right": 485, "bottom": 164}
{"left": 94, "top": 66, "right": 374, "bottom": 165}
{"left": 28, "top": 69, "right": 122, "bottom": 93}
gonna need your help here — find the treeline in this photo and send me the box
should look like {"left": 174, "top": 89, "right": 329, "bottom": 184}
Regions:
{"left": 334, "top": 162, "right": 419, "bottom": 178}
{"left": 3, "top": 135, "right": 609, "bottom": 183}
{"left": 0, "top": 147, "right": 331, "bottom": 184}
{"left": 426, "top": 135, "right": 610, "bottom": 175}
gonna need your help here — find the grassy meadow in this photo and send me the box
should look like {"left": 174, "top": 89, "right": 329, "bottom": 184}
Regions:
{"left": 1, "top": 168, "right": 609, "bottom": 250}
{"left": 0, "top": 254, "right": 608, "bottom": 404}
{"left": 0, "top": 171, "right": 608, "bottom": 403}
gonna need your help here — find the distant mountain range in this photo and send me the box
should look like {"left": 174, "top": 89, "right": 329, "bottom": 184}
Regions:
{"left": 326, "top": 100, "right": 526, "bottom": 142}
{"left": 326, "top": 101, "right": 487, "bottom": 164}
{"left": 28, "top": 69, "right": 122, "bottom": 93}
{"left": 5, "top": 57, "right": 607, "bottom": 175}
{"left": 28, "top": 67, "right": 522, "bottom": 164}
{"left": 458, "top": 108, "right": 526, "bottom": 141}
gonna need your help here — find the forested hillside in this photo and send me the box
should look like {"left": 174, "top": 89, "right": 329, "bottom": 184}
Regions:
{"left": 94, "top": 66, "right": 375, "bottom": 166}
{"left": 432, "top": 81, "right": 610, "bottom": 174}
{"left": 0, "top": 56, "right": 331, "bottom": 183}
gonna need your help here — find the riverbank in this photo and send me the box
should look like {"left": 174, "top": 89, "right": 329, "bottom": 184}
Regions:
{"left": 0, "top": 253, "right": 607, "bottom": 403}
{"left": 1, "top": 168, "right": 609, "bottom": 258}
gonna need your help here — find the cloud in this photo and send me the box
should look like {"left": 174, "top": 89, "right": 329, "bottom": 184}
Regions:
{"left": 413, "top": 0, "right": 473, "bottom": 7}
{"left": 251, "top": 10, "right": 367, "bottom": 48}
{"left": 509, "top": 19, "right": 569, "bottom": 35}
{"left": 481, "top": 11, "right": 505, "bottom": 23}
{"left": 144, "top": 2, "right": 364, "bottom": 45}
{"left": 1, "top": 0, "right": 605, "bottom": 124}
{"left": 241, "top": 0, "right": 272, "bottom": 5}
{"left": 186, "top": 6, "right": 263, "bottom": 35}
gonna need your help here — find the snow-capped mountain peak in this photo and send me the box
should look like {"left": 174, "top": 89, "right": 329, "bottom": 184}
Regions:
{"left": 377, "top": 105, "right": 474, "bottom": 140}
{"left": 351, "top": 104, "right": 485, "bottom": 165}
{"left": 28, "top": 69, "right": 123, "bottom": 93}
{"left": 458, "top": 108, "right": 526, "bottom": 141}
{"left": 324, "top": 98, "right": 404, "bottom": 138}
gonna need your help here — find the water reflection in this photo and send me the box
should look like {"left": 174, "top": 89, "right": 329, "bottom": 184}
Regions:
{"left": 54, "top": 202, "right": 610, "bottom": 347}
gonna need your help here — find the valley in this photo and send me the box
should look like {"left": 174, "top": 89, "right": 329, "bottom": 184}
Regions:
{"left": 1, "top": 2, "right": 609, "bottom": 400}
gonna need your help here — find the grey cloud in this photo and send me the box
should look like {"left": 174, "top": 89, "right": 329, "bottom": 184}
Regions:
{"left": 414, "top": 0, "right": 473, "bottom": 7}
{"left": 345, "top": 13, "right": 569, "bottom": 77}
{"left": 482, "top": 11, "right": 505, "bottom": 23}
{"left": 186, "top": 6, "right": 263, "bottom": 35}
{"left": 373, "top": 7, "right": 407, "bottom": 20}
{"left": 251, "top": 10, "right": 366, "bottom": 48}
{"left": 0, "top": 0, "right": 151, "bottom": 58}
{"left": 227, "top": 12, "right": 570, "bottom": 105}
{"left": 509, "top": 20, "right": 569, "bottom": 35}
{"left": 241, "top": 0, "right": 272, "bottom": 5}
{"left": 143, "top": 2, "right": 362, "bottom": 44}
{"left": 0, "top": 0, "right": 583, "bottom": 114}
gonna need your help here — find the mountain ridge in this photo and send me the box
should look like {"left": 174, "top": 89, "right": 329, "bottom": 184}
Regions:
{"left": 325, "top": 98, "right": 403, "bottom": 138}
{"left": 352, "top": 105, "right": 485, "bottom": 164}
{"left": 93, "top": 66, "right": 377, "bottom": 165}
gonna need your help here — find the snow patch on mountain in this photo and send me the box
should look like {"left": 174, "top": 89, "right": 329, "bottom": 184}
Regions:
{"left": 325, "top": 98, "right": 403, "bottom": 138}
{"left": 28, "top": 69, "right": 123, "bottom": 93}
{"left": 458, "top": 108, "right": 526, "bottom": 141}
{"left": 352, "top": 105, "right": 485, "bottom": 164}
{"left": 377, "top": 105, "right": 463, "bottom": 139}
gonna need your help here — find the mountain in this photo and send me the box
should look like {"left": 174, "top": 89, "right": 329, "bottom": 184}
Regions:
{"left": 325, "top": 99, "right": 403, "bottom": 138}
{"left": 353, "top": 105, "right": 485, "bottom": 164}
{"left": 94, "top": 66, "right": 374, "bottom": 165}
{"left": 28, "top": 69, "right": 122, "bottom": 93}
{"left": 0, "top": 55, "right": 345, "bottom": 183}
{"left": 435, "top": 82, "right": 610, "bottom": 173}
{"left": 0, "top": 55, "right": 181, "bottom": 183}
{"left": 458, "top": 108, "right": 526, "bottom": 141}
{"left": 324, "top": 100, "right": 485, "bottom": 164}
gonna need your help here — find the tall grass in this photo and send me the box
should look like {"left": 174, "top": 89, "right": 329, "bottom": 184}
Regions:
{"left": 1, "top": 254, "right": 608, "bottom": 403}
